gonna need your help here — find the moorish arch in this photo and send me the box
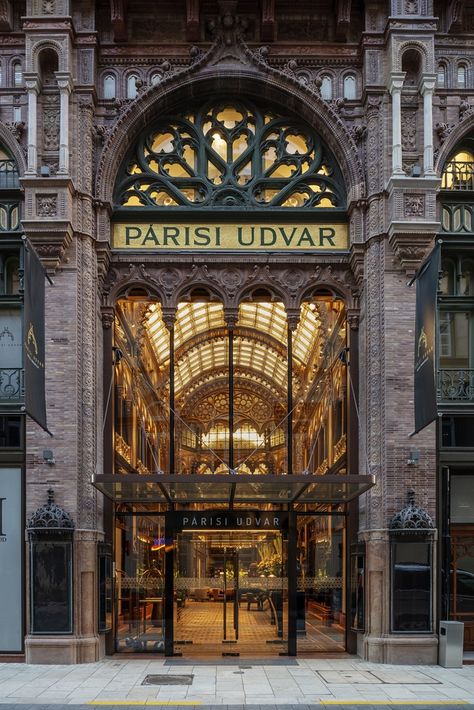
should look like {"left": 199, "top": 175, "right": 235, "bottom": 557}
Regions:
{"left": 95, "top": 69, "right": 366, "bottom": 211}
{"left": 435, "top": 112, "right": 474, "bottom": 175}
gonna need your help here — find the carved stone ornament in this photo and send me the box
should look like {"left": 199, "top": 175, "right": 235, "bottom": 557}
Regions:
{"left": 436, "top": 122, "right": 455, "bottom": 145}
{"left": 459, "top": 98, "right": 473, "bottom": 121}
{"left": 5, "top": 121, "right": 25, "bottom": 142}
{"left": 405, "top": 0, "right": 418, "bottom": 14}
{"left": 36, "top": 194, "right": 58, "bottom": 217}
{"left": 27, "top": 488, "right": 75, "bottom": 531}
{"left": 401, "top": 110, "right": 417, "bottom": 152}
{"left": 404, "top": 193, "right": 425, "bottom": 217}
{"left": 390, "top": 490, "right": 434, "bottom": 534}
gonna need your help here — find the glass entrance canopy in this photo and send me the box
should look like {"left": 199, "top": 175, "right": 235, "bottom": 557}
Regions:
{"left": 92, "top": 473, "right": 374, "bottom": 505}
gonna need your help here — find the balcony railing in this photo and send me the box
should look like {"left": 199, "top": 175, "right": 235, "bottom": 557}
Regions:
{"left": 437, "top": 369, "right": 474, "bottom": 402}
{"left": 0, "top": 160, "right": 19, "bottom": 189}
{"left": 0, "top": 367, "right": 24, "bottom": 402}
{"left": 441, "top": 161, "right": 474, "bottom": 191}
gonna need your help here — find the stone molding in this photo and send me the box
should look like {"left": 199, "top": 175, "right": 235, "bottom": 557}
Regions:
{"left": 102, "top": 258, "right": 360, "bottom": 317}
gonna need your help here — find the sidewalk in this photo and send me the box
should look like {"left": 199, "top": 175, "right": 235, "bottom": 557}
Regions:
{"left": 0, "top": 658, "right": 474, "bottom": 706}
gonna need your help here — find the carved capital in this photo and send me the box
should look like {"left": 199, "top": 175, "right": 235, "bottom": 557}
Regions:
{"left": 286, "top": 309, "right": 300, "bottom": 331}
{"left": 224, "top": 307, "right": 239, "bottom": 329}
{"left": 389, "top": 72, "right": 406, "bottom": 94}
{"left": 346, "top": 309, "right": 360, "bottom": 330}
{"left": 101, "top": 307, "right": 115, "bottom": 329}
{"left": 161, "top": 307, "right": 177, "bottom": 330}
{"left": 55, "top": 72, "right": 73, "bottom": 93}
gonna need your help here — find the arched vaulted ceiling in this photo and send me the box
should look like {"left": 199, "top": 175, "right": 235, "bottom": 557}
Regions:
{"left": 117, "top": 298, "right": 340, "bottom": 432}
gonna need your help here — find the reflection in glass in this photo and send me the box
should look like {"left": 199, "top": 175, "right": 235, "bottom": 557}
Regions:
{"left": 391, "top": 541, "right": 432, "bottom": 632}
{"left": 297, "top": 515, "right": 345, "bottom": 652}
{"left": 115, "top": 514, "right": 165, "bottom": 652}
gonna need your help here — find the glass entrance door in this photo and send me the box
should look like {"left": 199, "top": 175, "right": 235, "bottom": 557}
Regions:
{"left": 174, "top": 530, "right": 287, "bottom": 656}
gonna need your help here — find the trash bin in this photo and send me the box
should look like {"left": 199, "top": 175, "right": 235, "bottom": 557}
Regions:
{"left": 439, "top": 620, "right": 464, "bottom": 667}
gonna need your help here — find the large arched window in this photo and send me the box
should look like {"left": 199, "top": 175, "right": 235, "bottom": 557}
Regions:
{"left": 114, "top": 99, "right": 346, "bottom": 209}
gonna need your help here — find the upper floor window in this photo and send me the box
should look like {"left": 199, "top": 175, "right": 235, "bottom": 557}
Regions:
{"left": 320, "top": 76, "right": 332, "bottom": 101}
{"left": 114, "top": 99, "right": 346, "bottom": 210}
{"left": 343, "top": 75, "right": 356, "bottom": 100}
{"left": 151, "top": 73, "right": 161, "bottom": 86}
{"left": 13, "top": 61, "right": 22, "bottom": 87}
{"left": 437, "top": 63, "right": 447, "bottom": 89}
{"left": 4, "top": 255, "right": 20, "bottom": 294}
{"left": 441, "top": 150, "right": 474, "bottom": 191}
{"left": 0, "top": 146, "right": 19, "bottom": 189}
{"left": 127, "top": 74, "right": 138, "bottom": 99}
{"left": 458, "top": 64, "right": 467, "bottom": 89}
{"left": 440, "top": 257, "right": 474, "bottom": 297}
{"left": 103, "top": 74, "right": 116, "bottom": 100}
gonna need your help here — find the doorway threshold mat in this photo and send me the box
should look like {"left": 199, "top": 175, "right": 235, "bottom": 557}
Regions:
{"left": 164, "top": 658, "right": 299, "bottom": 665}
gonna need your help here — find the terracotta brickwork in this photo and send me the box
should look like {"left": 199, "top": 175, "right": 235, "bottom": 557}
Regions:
{"left": 0, "top": 0, "right": 472, "bottom": 663}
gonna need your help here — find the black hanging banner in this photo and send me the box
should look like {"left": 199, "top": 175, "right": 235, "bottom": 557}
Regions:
{"left": 24, "top": 243, "right": 49, "bottom": 434}
{"left": 413, "top": 242, "right": 441, "bottom": 435}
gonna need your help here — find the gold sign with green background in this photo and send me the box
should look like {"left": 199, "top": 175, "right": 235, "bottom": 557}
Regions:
{"left": 113, "top": 222, "right": 348, "bottom": 251}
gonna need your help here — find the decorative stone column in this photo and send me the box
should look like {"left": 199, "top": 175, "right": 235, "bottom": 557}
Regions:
{"left": 389, "top": 72, "right": 406, "bottom": 176}
{"left": 55, "top": 72, "right": 73, "bottom": 175}
{"left": 24, "top": 74, "right": 40, "bottom": 175}
{"left": 420, "top": 73, "right": 437, "bottom": 176}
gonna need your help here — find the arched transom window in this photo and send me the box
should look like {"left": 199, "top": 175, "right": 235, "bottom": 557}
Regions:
{"left": 114, "top": 99, "right": 346, "bottom": 210}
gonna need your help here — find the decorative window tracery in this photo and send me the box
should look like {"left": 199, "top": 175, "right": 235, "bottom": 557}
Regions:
{"left": 115, "top": 100, "right": 345, "bottom": 210}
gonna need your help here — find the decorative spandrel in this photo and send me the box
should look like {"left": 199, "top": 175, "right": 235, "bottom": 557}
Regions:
{"left": 114, "top": 101, "right": 346, "bottom": 210}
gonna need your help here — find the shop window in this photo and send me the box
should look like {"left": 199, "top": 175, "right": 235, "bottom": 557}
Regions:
{"left": 0, "top": 415, "right": 22, "bottom": 447}
{"left": 343, "top": 75, "right": 356, "bottom": 100}
{"left": 391, "top": 540, "right": 432, "bottom": 632}
{"left": 28, "top": 490, "right": 74, "bottom": 635}
{"left": 350, "top": 544, "right": 365, "bottom": 632}
{"left": 127, "top": 74, "right": 138, "bottom": 99}
{"left": 103, "top": 74, "right": 116, "bottom": 100}
{"left": 451, "top": 475, "right": 474, "bottom": 523}
{"left": 442, "top": 417, "right": 474, "bottom": 447}
{"left": 320, "top": 75, "right": 333, "bottom": 100}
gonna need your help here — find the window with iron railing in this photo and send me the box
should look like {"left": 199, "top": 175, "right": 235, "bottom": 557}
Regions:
{"left": 441, "top": 152, "right": 474, "bottom": 191}
{"left": 438, "top": 250, "right": 474, "bottom": 404}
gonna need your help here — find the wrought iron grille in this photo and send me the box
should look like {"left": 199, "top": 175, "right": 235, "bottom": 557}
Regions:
{"left": 114, "top": 100, "right": 346, "bottom": 210}
{"left": 0, "top": 367, "right": 24, "bottom": 401}
{"left": 437, "top": 368, "right": 474, "bottom": 402}
{"left": 441, "top": 160, "right": 474, "bottom": 191}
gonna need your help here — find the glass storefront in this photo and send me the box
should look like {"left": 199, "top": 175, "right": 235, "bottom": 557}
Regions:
{"left": 112, "top": 510, "right": 353, "bottom": 656}
{"left": 115, "top": 513, "right": 166, "bottom": 652}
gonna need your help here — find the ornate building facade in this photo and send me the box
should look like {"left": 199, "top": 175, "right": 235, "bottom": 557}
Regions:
{"left": 0, "top": 0, "right": 473, "bottom": 665}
